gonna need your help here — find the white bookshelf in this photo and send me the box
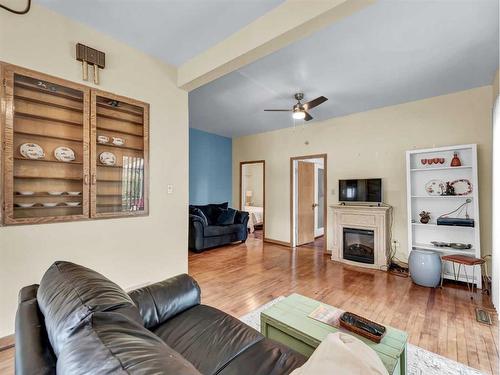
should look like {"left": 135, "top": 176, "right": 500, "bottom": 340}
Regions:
{"left": 406, "top": 144, "right": 481, "bottom": 287}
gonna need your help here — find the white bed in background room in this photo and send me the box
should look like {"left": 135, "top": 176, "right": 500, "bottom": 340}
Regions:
{"left": 245, "top": 205, "right": 263, "bottom": 233}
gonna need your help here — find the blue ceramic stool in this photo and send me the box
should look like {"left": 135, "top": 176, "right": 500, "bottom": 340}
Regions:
{"left": 409, "top": 249, "right": 442, "bottom": 287}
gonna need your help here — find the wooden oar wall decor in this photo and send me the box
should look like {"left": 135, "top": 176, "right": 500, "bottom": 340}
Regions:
{"left": 76, "top": 43, "right": 105, "bottom": 85}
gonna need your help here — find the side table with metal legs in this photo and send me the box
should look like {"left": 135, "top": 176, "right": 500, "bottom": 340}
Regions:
{"left": 440, "top": 254, "right": 486, "bottom": 299}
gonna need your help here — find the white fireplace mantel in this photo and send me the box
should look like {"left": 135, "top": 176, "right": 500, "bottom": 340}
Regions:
{"left": 330, "top": 204, "right": 391, "bottom": 270}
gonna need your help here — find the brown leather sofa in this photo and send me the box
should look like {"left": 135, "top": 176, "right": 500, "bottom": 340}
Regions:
{"left": 15, "top": 261, "right": 306, "bottom": 374}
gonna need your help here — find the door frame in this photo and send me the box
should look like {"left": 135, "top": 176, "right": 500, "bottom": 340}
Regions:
{"left": 290, "top": 154, "right": 327, "bottom": 252}
{"left": 314, "top": 165, "right": 325, "bottom": 238}
{"left": 239, "top": 160, "right": 265, "bottom": 238}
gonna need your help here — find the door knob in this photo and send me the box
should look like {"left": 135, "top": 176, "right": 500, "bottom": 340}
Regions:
{"left": 312, "top": 203, "right": 319, "bottom": 208}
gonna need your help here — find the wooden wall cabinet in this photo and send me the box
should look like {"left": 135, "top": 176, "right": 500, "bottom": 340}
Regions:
{"left": 1, "top": 63, "right": 149, "bottom": 225}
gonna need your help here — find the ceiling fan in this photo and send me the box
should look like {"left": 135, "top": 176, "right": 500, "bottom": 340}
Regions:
{"left": 264, "top": 93, "right": 328, "bottom": 121}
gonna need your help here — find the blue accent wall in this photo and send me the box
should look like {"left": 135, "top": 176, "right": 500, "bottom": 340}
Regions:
{"left": 189, "top": 128, "right": 232, "bottom": 205}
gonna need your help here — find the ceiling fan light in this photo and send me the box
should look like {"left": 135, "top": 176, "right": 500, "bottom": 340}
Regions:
{"left": 293, "top": 110, "right": 306, "bottom": 120}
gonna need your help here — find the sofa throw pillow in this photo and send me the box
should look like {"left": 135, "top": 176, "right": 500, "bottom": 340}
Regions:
{"left": 211, "top": 202, "right": 229, "bottom": 210}
{"left": 190, "top": 207, "right": 208, "bottom": 226}
{"left": 195, "top": 203, "right": 229, "bottom": 225}
{"left": 216, "top": 208, "right": 237, "bottom": 225}
{"left": 290, "top": 332, "right": 388, "bottom": 375}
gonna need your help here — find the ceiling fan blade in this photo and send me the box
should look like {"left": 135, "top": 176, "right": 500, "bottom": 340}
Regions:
{"left": 303, "top": 96, "right": 328, "bottom": 110}
{"left": 264, "top": 109, "right": 291, "bottom": 112}
{"left": 304, "top": 111, "right": 313, "bottom": 121}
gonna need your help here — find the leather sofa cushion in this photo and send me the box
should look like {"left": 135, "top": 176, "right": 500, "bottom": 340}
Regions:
{"left": 217, "top": 338, "right": 307, "bottom": 375}
{"left": 128, "top": 274, "right": 201, "bottom": 329}
{"left": 153, "top": 304, "right": 263, "bottom": 375}
{"left": 204, "top": 224, "right": 243, "bottom": 237}
{"left": 37, "top": 261, "right": 142, "bottom": 356}
{"left": 57, "top": 311, "right": 201, "bottom": 375}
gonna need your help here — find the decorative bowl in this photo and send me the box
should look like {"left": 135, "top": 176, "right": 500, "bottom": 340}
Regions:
{"left": 17, "top": 191, "right": 35, "bottom": 195}
{"left": 97, "top": 135, "right": 110, "bottom": 144}
{"left": 42, "top": 202, "right": 58, "bottom": 207}
{"left": 449, "top": 243, "right": 472, "bottom": 250}
{"left": 54, "top": 146, "right": 76, "bottom": 162}
{"left": 449, "top": 179, "right": 472, "bottom": 196}
{"left": 48, "top": 192, "right": 63, "bottom": 196}
{"left": 67, "top": 191, "right": 81, "bottom": 196}
{"left": 20, "top": 143, "right": 45, "bottom": 160}
{"left": 431, "top": 241, "right": 448, "bottom": 247}
{"left": 65, "top": 202, "right": 81, "bottom": 207}
{"left": 16, "top": 202, "right": 36, "bottom": 208}
{"left": 425, "top": 179, "right": 445, "bottom": 196}
{"left": 99, "top": 151, "right": 116, "bottom": 166}
{"left": 112, "top": 137, "right": 125, "bottom": 146}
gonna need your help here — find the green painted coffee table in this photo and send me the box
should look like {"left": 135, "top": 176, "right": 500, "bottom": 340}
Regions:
{"left": 260, "top": 294, "right": 408, "bottom": 375}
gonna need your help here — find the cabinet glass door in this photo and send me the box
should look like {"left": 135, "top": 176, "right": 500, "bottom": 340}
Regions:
{"left": 3, "top": 67, "right": 90, "bottom": 224}
{"left": 90, "top": 91, "right": 149, "bottom": 218}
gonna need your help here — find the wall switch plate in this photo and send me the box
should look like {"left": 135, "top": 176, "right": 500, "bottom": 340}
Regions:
{"left": 167, "top": 184, "right": 174, "bottom": 194}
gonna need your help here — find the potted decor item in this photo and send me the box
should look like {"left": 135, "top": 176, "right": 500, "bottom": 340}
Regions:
{"left": 419, "top": 211, "right": 431, "bottom": 224}
{"left": 450, "top": 152, "right": 462, "bottom": 167}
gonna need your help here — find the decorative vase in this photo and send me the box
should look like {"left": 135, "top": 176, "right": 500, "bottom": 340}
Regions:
{"left": 450, "top": 152, "right": 461, "bottom": 167}
{"left": 409, "top": 249, "right": 442, "bottom": 287}
{"left": 419, "top": 211, "right": 431, "bottom": 224}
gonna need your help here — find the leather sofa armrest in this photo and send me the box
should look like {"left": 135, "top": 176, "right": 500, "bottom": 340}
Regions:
{"left": 15, "top": 285, "right": 57, "bottom": 375}
{"left": 234, "top": 210, "right": 249, "bottom": 225}
{"left": 128, "top": 274, "right": 201, "bottom": 329}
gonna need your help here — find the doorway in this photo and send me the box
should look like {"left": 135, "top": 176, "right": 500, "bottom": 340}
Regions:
{"left": 290, "top": 154, "right": 327, "bottom": 251}
{"left": 240, "top": 161, "right": 265, "bottom": 239}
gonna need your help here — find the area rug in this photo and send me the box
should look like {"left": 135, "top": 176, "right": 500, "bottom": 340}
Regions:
{"left": 239, "top": 297, "right": 485, "bottom": 375}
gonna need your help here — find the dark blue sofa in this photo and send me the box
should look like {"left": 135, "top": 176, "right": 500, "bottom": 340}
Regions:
{"left": 189, "top": 202, "right": 249, "bottom": 252}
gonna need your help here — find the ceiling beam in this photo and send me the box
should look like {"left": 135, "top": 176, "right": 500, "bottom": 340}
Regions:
{"left": 177, "top": 0, "right": 375, "bottom": 91}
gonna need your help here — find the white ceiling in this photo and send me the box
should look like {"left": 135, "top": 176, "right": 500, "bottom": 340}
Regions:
{"left": 37, "top": 0, "right": 284, "bottom": 66}
{"left": 189, "top": 0, "right": 499, "bottom": 138}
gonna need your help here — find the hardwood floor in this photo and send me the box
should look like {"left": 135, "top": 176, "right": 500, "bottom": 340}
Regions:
{"left": 0, "top": 348, "right": 14, "bottom": 375}
{"left": 300, "top": 235, "right": 324, "bottom": 251}
{"left": 0, "top": 235, "right": 496, "bottom": 374}
{"left": 189, "top": 236, "right": 499, "bottom": 375}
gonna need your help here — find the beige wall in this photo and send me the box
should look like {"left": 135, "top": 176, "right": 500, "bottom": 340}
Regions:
{"left": 0, "top": 5, "right": 188, "bottom": 336}
{"left": 233, "top": 87, "right": 493, "bottom": 261}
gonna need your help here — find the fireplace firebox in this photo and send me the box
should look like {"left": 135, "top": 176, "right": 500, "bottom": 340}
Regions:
{"left": 343, "top": 228, "right": 375, "bottom": 264}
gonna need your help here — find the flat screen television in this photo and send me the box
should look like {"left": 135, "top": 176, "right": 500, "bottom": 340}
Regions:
{"left": 339, "top": 178, "right": 382, "bottom": 203}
